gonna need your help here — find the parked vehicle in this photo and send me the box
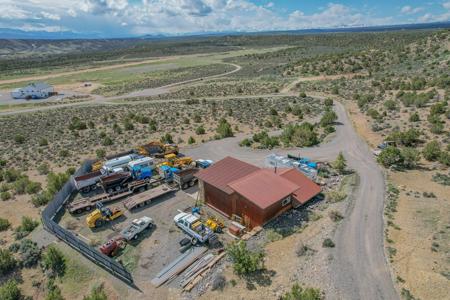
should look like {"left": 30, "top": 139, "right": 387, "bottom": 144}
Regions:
{"left": 72, "top": 169, "right": 107, "bottom": 193}
{"left": 158, "top": 165, "right": 180, "bottom": 182}
{"left": 102, "top": 154, "right": 140, "bottom": 173}
{"left": 195, "top": 159, "right": 213, "bottom": 169}
{"left": 120, "top": 216, "right": 154, "bottom": 241}
{"left": 173, "top": 168, "right": 199, "bottom": 189}
{"left": 128, "top": 157, "right": 155, "bottom": 171}
{"left": 174, "top": 212, "right": 214, "bottom": 245}
{"left": 86, "top": 202, "right": 123, "bottom": 228}
{"left": 99, "top": 237, "right": 126, "bottom": 257}
{"left": 99, "top": 172, "right": 133, "bottom": 194}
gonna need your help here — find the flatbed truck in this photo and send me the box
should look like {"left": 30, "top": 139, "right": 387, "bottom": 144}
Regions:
{"left": 68, "top": 178, "right": 163, "bottom": 214}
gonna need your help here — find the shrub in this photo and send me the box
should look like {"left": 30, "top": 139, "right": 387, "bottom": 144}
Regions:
{"left": 401, "top": 148, "right": 420, "bottom": 169}
{"left": 14, "top": 135, "right": 25, "bottom": 144}
{"left": 387, "top": 129, "right": 420, "bottom": 147}
{"left": 0, "top": 218, "right": 10, "bottom": 231}
{"left": 1, "top": 191, "right": 11, "bottom": 201}
{"left": 324, "top": 98, "right": 333, "bottom": 106}
{"left": 227, "top": 241, "right": 264, "bottom": 275}
{"left": 42, "top": 246, "right": 66, "bottom": 278}
{"left": 195, "top": 125, "right": 205, "bottom": 135}
{"left": 319, "top": 110, "right": 337, "bottom": 127}
{"left": 239, "top": 138, "right": 253, "bottom": 147}
{"left": 322, "top": 238, "right": 335, "bottom": 248}
{"left": 188, "top": 136, "right": 196, "bottom": 144}
{"left": 0, "top": 279, "right": 21, "bottom": 300}
{"left": 17, "top": 216, "right": 39, "bottom": 235}
{"left": 46, "top": 172, "right": 69, "bottom": 195}
{"left": 216, "top": 118, "right": 233, "bottom": 138}
{"left": 32, "top": 191, "right": 53, "bottom": 207}
{"left": 83, "top": 285, "right": 107, "bottom": 300}
{"left": 423, "top": 140, "right": 441, "bottom": 161}
{"left": 332, "top": 152, "right": 346, "bottom": 174}
{"left": 46, "top": 279, "right": 64, "bottom": 300}
{"left": 19, "top": 239, "right": 41, "bottom": 268}
{"left": 377, "top": 147, "right": 403, "bottom": 167}
{"left": 37, "top": 163, "right": 50, "bottom": 175}
{"left": 281, "top": 122, "right": 318, "bottom": 147}
{"left": 280, "top": 283, "right": 323, "bottom": 300}
{"left": 0, "top": 249, "right": 16, "bottom": 275}
{"left": 383, "top": 100, "right": 397, "bottom": 111}
{"left": 438, "top": 151, "right": 450, "bottom": 166}
{"left": 409, "top": 112, "right": 420, "bottom": 122}
{"left": 326, "top": 191, "right": 346, "bottom": 202}
{"left": 329, "top": 210, "right": 344, "bottom": 222}
{"left": 39, "top": 138, "right": 49, "bottom": 146}
{"left": 160, "top": 133, "right": 174, "bottom": 144}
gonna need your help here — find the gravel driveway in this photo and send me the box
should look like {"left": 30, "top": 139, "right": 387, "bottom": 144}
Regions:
{"left": 184, "top": 101, "right": 398, "bottom": 300}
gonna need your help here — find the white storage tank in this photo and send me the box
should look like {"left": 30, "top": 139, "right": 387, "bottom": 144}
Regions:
{"left": 103, "top": 154, "right": 138, "bottom": 172}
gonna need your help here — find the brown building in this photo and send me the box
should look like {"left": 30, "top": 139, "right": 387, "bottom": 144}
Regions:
{"left": 195, "top": 156, "right": 321, "bottom": 228}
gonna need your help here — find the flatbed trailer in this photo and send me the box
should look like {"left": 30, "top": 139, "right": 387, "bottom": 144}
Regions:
{"left": 123, "top": 184, "right": 176, "bottom": 210}
{"left": 68, "top": 178, "right": 163, "bottom": 214}
{"left": 67, "top": 190, "right": 132, "bottom": 214}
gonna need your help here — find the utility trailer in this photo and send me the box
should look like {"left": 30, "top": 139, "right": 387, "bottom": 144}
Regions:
{"left": 123, "top": 184, "right": 176, "bottom": 210}
{"left": 68, "top": 178, "right": 162, "bottom": 214}
{"left": 173, "top": 168, "right": 199, "bottom": 190}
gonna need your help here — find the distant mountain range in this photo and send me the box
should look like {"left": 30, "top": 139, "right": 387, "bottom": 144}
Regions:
{"left": 1, "top": 21, "right": 450, "bottom": 40}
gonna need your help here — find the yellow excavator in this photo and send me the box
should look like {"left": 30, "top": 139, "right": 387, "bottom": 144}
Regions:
{"left": 86, "top": 202, "right": 123, "bottom": 228}
{"left": 158, "top": 154, "right": 194, "bottom": 168}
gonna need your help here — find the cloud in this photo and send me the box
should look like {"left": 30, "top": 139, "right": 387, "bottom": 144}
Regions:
{"left": 416, "top": 1, "right": 450, "bottom": 22}
{"left": 40, "top": 11, "right": 61, "bottom": 20}
{"left": 400, "top": 6, "right": 423, "bottom": 15}
{"left": 444, "top": 1, "right": 450, "bottom": 10}
{"left": 0, "top": 0, "right": 448, "bottom": 37}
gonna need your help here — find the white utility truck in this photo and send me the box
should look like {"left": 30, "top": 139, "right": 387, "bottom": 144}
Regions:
{"left": 174, "top": 212, "right": 214, "bottom": 245}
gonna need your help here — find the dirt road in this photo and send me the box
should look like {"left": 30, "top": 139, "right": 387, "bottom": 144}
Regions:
{"left": 0, "top": 56, "right": 178, "bottom": 85}
{"left": 184, "top": 100, "right": 398, "bottom": 300}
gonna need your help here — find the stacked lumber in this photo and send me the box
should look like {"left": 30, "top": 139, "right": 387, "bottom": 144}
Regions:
{"left": 183, "top": 252, "right": 226, "bottom": 292}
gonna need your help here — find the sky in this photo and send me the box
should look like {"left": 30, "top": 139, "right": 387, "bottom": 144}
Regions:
{"left": 1, "top": 0, "right": 450, "bottom": 37}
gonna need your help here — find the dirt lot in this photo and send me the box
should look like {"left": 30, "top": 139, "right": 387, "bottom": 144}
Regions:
{"left": 57, "top": 187, "right": 228, "bottom": 299}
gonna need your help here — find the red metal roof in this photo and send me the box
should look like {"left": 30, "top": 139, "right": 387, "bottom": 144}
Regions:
{"left": 195, "top": 156, "right": 260, "bottom": 194}
{"left": 277, "top": 168, "right": 321, "bottom": 205}
{"left": 228, "top": 169, "right": 298, "bottom": 209}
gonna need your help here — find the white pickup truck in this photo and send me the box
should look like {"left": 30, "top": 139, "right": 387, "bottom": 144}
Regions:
{"left": 120, "top": 216, "right": 154, "bottom": 241}
{"left": 174, "top": 212, "right": 213, "bottom": 245}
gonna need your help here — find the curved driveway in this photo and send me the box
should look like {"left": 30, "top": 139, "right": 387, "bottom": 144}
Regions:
{"left": 184, "top": 101, "right": 398, "bottom": 300}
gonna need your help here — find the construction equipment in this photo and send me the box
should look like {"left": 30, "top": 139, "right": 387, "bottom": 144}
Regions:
{"left": 120, "top": 216, "right": 154, "bottom": 241}
{"left": 99, "top": 237, "right": 126, "bottom": 257}
{"left": 138, "top": 141, "right": 178, "bottom": 158}
{"left": 159, "top": 154, "right": 194, "bottom": 169}
{"left": 86, "top": 202, "right": 123, "bottom": 228}
{"left": 205, "top": 217, "right": 224, "bottom": 233}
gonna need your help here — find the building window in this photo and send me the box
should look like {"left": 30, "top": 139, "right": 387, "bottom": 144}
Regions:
{"left": 281, "top": 196, "right": 291, "bottom": 206}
